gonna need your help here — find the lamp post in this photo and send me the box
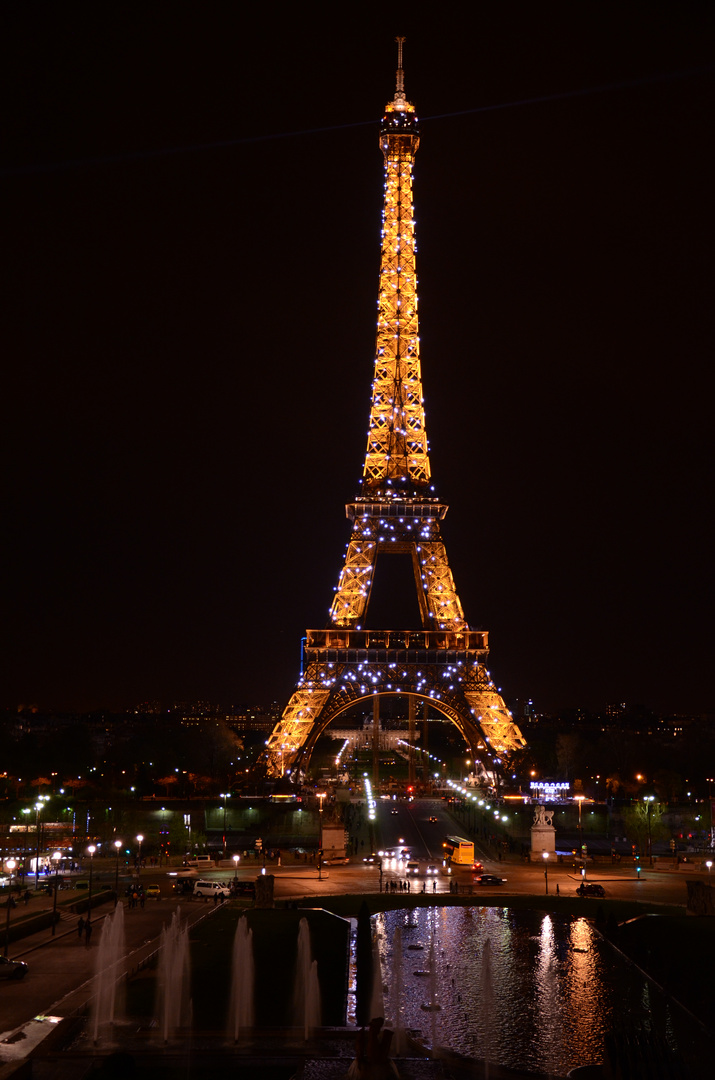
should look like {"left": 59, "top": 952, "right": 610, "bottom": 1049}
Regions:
{"left": 33, "top": 801, "right": 43, "bottom": 890}
{"left": 220, "top": 793, "right": 231, "bottom": 861}
{"left": 542, "top": 850, "right": 549, "bottom": 894}
{"left": 50, "top": 851, "right": 61, "bottom": 935}
{"left": 86, "top": 845, "right": 96, "bottom": 926}
{"left": 233, "top": 854, "right": 240, "bottom": 882}
{"left": 706, "top": 860, "right": 713, "bottom": 877}
{"left": 643, "top": 796, "right": 655, "bottom": 867}
{"left": 3, "top": 859, "right": 16, "bottom": 957}
{"left": 136, "top": 834, "right": 144, "bottom": 874}
{"left": 114, "top": 839, "right": 122, "bottom": 898}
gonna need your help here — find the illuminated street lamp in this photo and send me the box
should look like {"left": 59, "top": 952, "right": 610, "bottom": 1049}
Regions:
{"left": 33, "top": 801, "right": 43, "bottom": 890}
{"left": 3, "top": 859, "right": 17, "bottom": 957}
{"left": 114, "top": 839, "right": 123, "bottom": 897}
{"left": 50, "top": 851, "right": 62, "bottom": 935}
{"left": 233, "top": 854, "right": 240, "bottom": 881}
{"left": 706, "top": 860, "right": 712, "bottom": 877}
{"left": 136, "top": 834, "right": 144, "bottom": 873}
{"left": 87, "top": 845, "right": 96, "bottom": 926}
{"left": 317, "top": 792, "right": 327, "bottom": 814}
{"left": 542, "top": 850, "right": 549, "bottom": 895}
{"left": 220, "top": 793, "right": 231, "bottom": 860}
{"left": 643, "top": 795, "right": 655, "bottom": 867}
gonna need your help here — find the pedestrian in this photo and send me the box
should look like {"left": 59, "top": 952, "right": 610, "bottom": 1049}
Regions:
{"left": 433, "top": 879, "right": 437, "bottom": 893}
{"left": 85, "top": 920, "right": 93, "bottom": 947}
{"left": 140, "top": 893, "right": 145, "bottom": 909}
{"left": 77, "top": 915, "right": 85, "bottom": 939}
{"left": 23, "top": 889, "right": 31, "bottom": 906}
{"left": 556, "top": 884, "right": 560, "bottom": 897}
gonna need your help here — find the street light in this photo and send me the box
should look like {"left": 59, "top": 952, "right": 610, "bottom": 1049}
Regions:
{"left": 574, "top": 794, "right": 585, "bottom": 852}
{"left": 114, "top": 839, "right": 123, "bottom": 897}
{"left": 87, "top": 845, "right": 96, "bottom": 926}
{"left": 233, "top": 854, "right": 240, "bottom": 881}
{"left": 3, "top": 859, "right": 16, "bottom": 957}
{"left": 136, "top": 834, "right": 144, "bottom": 873}
{"left": 50, "top": 851, "right": 61, "bottom": 935}
{"left": 33, "top": 801, "right": 43, "bottom": 890}
{"left": 643, "top": 796, "right": 655, "bottom": 867}
{"left": 542, "top": 850, "right": 549, "bottom": 894}
{"left": 706, "top": 860, "right": 712, "bottom": 877}
{"left": 220, "top": 793, "right": 232, "bottom": 860}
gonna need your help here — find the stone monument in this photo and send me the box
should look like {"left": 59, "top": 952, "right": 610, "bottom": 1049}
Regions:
{"left": 530, "top": 804, "right": 556, "bottom": 859}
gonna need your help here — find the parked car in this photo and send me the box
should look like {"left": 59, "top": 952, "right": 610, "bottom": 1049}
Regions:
{"left": 232, "top": 881, "right": 256, "bottom": 897}
{"left": 477, "top": 874, "right": 507, "bottom": 886}
{"left": 577, "top": 883, "right": 605, "bottom": 897}
{"left": 0, "top": 956, "right": 28, "bottom": 981}
{"left": 145, "top": 884, "right": 161, "bottom": 898}
{"left": 193, "top": 880, "right": 231, "bottom": 899}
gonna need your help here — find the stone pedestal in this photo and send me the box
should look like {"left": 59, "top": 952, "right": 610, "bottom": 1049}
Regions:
{"left": 530, "top": 805, "right": 556, "bottom": 859}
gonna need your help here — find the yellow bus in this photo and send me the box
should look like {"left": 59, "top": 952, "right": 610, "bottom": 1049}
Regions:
{"left": 442, "top": 835, "right": 474, "bottom": 865}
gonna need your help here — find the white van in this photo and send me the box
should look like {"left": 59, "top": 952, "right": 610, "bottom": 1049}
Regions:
{"left": 184, "top": 855, "right": 214, "bottom": 868}
{"left": 193, "top": 880, "right": 231, "bottom": 899}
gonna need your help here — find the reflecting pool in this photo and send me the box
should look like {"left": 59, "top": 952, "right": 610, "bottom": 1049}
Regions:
{"left": 374, "top": 906, "right": 699, "bottom": 1077}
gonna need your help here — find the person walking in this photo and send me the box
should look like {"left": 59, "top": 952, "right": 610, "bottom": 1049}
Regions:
{"left": 77, "top": 915, "right": 85, "bottom": 939}
{"left": 84, "top": 920, "right": 93, "bottom": 948}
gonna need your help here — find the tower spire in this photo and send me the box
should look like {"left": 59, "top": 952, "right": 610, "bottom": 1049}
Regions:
{"left": 362, "top": 35, "right": 424, "bottom": 496}
{"left": 395, "top": 35, "right": 406, "bottom": 104}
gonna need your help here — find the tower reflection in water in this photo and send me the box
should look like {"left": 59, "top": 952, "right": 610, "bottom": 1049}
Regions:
{"left": 375, "top": 906, "right": 686, "bottom": 1077}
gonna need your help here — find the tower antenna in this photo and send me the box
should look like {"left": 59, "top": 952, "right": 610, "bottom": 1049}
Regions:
{"left": 395, "top": 36, "right": 406, "bottom": 97}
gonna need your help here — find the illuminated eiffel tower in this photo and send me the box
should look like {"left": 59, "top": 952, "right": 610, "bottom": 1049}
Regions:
{"left": 265, "top": 41, "right": 525, "bottom": 780}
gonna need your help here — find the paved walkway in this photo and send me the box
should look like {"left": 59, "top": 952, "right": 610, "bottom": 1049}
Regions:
{"left": 0, "top": 893, "right": 218, "bottom": 1067}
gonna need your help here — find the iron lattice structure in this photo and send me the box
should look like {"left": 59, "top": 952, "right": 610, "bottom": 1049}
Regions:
{"left": 266, "top": 43, "right": 525, "bottom": 778}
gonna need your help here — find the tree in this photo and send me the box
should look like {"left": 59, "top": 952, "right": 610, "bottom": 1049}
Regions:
{"left": 621, "top": 801, "right": 667, "bottom": 853}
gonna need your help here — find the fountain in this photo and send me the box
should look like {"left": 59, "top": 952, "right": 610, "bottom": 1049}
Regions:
{"left": 293, "top": 916, "right": 321, "bottom": 1039}
{"left": 227, "top": 913, "right": 254, "bottom": 1041}
{"left": 90, "top": 902, "right": 126, "bottom": 1043}
{"left": 155, "top": 907, "right": 191, "bottom": 1042}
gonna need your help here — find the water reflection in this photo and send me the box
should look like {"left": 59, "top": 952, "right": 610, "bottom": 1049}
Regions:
{"left": 376, "top": 907, "right": 684, "bottom": 1077}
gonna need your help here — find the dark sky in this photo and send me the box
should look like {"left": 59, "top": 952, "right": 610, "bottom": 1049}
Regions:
{"left": 4, "top": 7, "right": 714, "bottom": 715}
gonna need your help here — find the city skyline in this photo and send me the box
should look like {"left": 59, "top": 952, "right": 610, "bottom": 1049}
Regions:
{"left": 4, "top": 10, "right": 714, "bottom": 715}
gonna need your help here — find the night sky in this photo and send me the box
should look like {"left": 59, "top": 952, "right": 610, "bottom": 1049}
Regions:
{"left": 4, "top": 7, "right": 714, "bottom": 715}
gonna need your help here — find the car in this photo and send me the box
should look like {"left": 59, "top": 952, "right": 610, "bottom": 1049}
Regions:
{"left": 323, "top": 856, "right": 350, "bottom": 865}
{"left": 478, "top": 874, "right": 507, "bottom": 886}
{"left": 405, "top": 862, "right": 420, "bottom": 875}
{"left": 232, "top": 880, "right": 256, "bottom": 897}
{"left": 429, "top": 815, "right": 438, "bottom": 823}
{"left": 145, "top": 884, "right": 161, "bottom": 899}
{"left": 0, "top": 956, "right": 28, "bottom": 981}
{"left": 426, "top": 865, "right": 439, "bottom": 876}
{"left": 193, "top": 880, "right": 231, "bottom": 899}
{"left": 576, "top": 883, "right": 605, "bottom": 897}
{"left": 363, "top": 854, "right": 379, "bottom": 864}
{"left": 471, "top": 861, "right": 484, "bottom": 874}
{"left": 391, "top": 809, "right": 399, "bottom": 815}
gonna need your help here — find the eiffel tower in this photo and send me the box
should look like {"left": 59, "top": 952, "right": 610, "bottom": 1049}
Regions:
{"left": 265, "top": 41, "right": 525, "bottom": 780}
